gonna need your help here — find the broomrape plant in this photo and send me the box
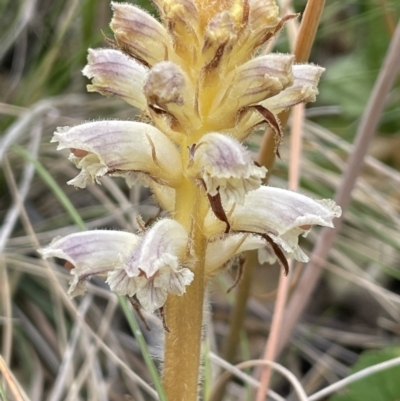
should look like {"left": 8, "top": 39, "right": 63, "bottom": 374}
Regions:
{"left": 39, "top": 0, "right": 341, "bottom": 399}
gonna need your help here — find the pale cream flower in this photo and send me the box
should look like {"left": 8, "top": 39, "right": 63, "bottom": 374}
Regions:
{"left": 39, "top": 220, "right": 194, "bottom": 313}
{"left": 204, "top": 186, "right": 342, "bottom": 263}
{"left": 110, "top": 2, "right": 175, "bottom": 67}
{"left": 82, "top": 48, "right": 148, "bottom": 110}
{"left": 187, "top": 133, "right": 267, "bottom": 204}
{"left": 210, "top": 54, "right": 294, "bottom": 115}
{"left": 107, "top": 219, "right": 194, "bottom": 312}
{"left": 52, "top": 121, "right": 182, "bottom": 188}
{"left": 39, "top": 231, "right": 140, "bottom": 297}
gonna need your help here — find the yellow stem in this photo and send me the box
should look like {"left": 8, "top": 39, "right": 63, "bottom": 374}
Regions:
{"left": 163, "top": 171, "right": 208, "bottom": 401}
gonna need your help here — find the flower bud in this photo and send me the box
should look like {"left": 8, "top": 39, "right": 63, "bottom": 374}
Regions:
{"left": 202, "top": 11, "right": 237, "bottom": 70}
{"left": 153, "top": 0, "right": 199, "bottom": 60}
{"left": 261, "top": 64, "right": 325, "bottom": 114}
{"left": 209, "top": 54, "right": 294, "bottom": 116}
{"left": 110, "top": 2, "right": 173, "bottom": 67}
{"left": 82, "top": 48, "right": 148, "bottom": 110}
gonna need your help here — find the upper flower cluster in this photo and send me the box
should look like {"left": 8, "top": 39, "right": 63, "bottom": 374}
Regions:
{"left": 40, "top": 0, "right": 341, "bottom": 314}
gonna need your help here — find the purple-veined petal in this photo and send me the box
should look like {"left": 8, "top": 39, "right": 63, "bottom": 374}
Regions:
{"left": 204, "top": 186, "right": 341, "bottom": 261}
{"left": 110, "top": 2, "right": 174, "bottom": 67}
{"left": 144, "top": 61, "right": 199, "bottom": 129}
{"left": 187, "top": 133, "right": 267, "bottom": 204}
{"left": 52, "top": 121, "right": 182, "bottom": 188}
{"left": 39, "top": 231, "right": 140, "bottom": 296}
{"left": 82, "top": 48, "right": 148, "bottom": 110}
{"left": 212, "top": 54, "right": 294, "bottom": 113}
{"left": 124, "top": 219, "right": 189, "bottom": 278}
{"left": 261, "top": 64, "right": 325, "bottom": 114}
{"left": 107, "top": 219, "right": 194, "bottom": 312}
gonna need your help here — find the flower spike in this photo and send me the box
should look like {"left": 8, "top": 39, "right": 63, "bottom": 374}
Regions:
{"left": 42, "top": 0, "right": 340, "bottom": 396}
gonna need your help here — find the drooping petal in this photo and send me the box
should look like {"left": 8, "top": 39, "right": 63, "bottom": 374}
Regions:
{"left": 261, "top": 64, "right": 325, "bottom": 114}
{"left": 106, "top": 269, "right": 145, "bottom": 297}
{"left": 124, "top": 219, "right": 189, "bottom": 278}
{"left": 204, "top": 186, "right": 341, "bottom": 261}
{"left": 107, "top": 219, "right": 194, "bottom": 312}
{"left": 110, "top": 2, "right": 174, "bottom": 67}
{"left": 52, "top": 121, "right": 182, "bottom": 188}
{"left": 187, "top": 133, "right": 267, "bottom": 204}
{"left": 82, "top": 48, "right": 148, "bottom": 110}
{"left": 136, "top": 263, "right": 194, "bottom": 312}
{"left": 39, "top": 231, "right": 140, "bottom": 296}
{"left": 205, "top": 232, "right": 266, "bottom": 276}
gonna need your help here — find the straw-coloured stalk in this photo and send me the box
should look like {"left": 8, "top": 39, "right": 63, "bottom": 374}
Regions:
{"left": 39, "top": 0, "right": 341, "bottom": 399}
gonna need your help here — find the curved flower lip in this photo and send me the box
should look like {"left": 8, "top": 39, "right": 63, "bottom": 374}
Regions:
{"left": 82, "top": 48, "right": 148, "bottom": 111}
{"left": 110, "top": 2, "right": 174, "bottom": 67}
{"left": 52, "top": 121, "right": 182, "bottom": 188}
{"left": 124, "top": 219, "right": 189, "bottom": 278}
{"left": 204, "top": 186, "right": 341, "bottom": 261}
{"left": 107, "top": 219, "right": 194, "bottom": 313}
{"left": 38, "top": 230, "right": 140, "bottom": 296}
{"left": 187, "top": 133, "right": 267, "bottom": 204}
{"left": 107, "top": 264, "right": 194, "bottom": 313}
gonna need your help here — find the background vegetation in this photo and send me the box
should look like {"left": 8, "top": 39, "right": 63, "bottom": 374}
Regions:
{"left": 1, "top": 0, "right": 400, "bottom": 400}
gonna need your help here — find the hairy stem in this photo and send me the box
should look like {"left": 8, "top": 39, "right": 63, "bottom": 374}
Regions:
{"left": 163, "top": 174, "right": 208, "bottom": 401}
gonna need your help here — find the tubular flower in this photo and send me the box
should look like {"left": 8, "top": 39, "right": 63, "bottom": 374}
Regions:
{"left": 41, "top": 0, "right": 340, "bottom": 327}
{"left": 39, "top": 220, "right": 194, "bottom": 313}
{"left": 52, "top": 121, "right": 182, "bottom": 188}
{"left": 82, "top": 48, "right": 148, "bottom": 110}
{"left": 187, "top": 133, "right": 267, "bottom": 204}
